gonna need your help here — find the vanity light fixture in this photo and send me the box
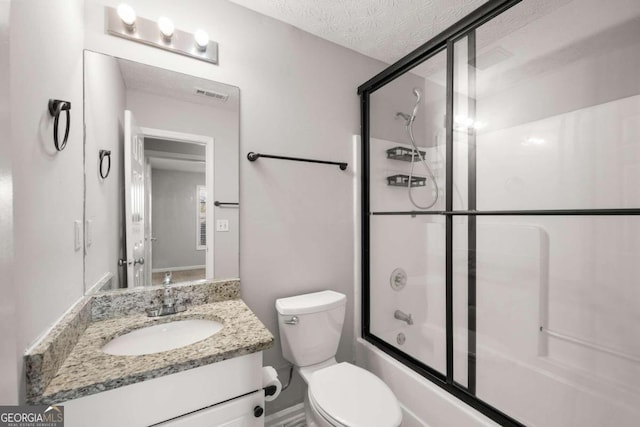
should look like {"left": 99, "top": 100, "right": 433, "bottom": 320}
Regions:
{"left": 194, "top": 29, "right": 209, "bottom": 51}
{"left": 106, "top": 6, "right": 218, "bottom": 64}
{"left": 158, "top": 16, "right": 175, "bottom": 40}
{"left": 117, "top": 4, "right": 136, "bottom": 31}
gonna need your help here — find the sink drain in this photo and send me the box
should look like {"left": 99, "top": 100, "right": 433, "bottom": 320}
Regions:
{"left": 397, "top": 332, "right": 406, "bottom": 345}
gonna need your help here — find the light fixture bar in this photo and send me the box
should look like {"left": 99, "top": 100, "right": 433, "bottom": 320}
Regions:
{"left": 106, "top": 6, "right": 218, "bottom": 65}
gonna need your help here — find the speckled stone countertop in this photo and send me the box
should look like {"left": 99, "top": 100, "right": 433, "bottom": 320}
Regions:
{"left": 25, "top": 280, "right": 274, "bottom": 405}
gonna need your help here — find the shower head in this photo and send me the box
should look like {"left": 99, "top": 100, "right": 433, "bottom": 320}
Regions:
{"left": 397, "top": 88, "right": 423, "bottom": 126}
{"left": 413, "top": 88, "right": 421, "bottom": 103}
{"left": 410, "top": 88, "right": 421, "bottom": 121}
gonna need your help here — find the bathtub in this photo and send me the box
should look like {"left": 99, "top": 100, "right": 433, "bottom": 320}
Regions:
{"left": 355, "top": 337, "right": 499, "bottom": 427}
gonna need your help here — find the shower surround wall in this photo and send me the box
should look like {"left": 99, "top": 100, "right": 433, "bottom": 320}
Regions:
{"left": 361, "top": 0, "right": 640, "bottom": 425}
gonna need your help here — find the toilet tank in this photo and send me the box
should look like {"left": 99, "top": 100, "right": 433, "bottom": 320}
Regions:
{"left": 276, "top": 291, "right": 346, "bottom": 367}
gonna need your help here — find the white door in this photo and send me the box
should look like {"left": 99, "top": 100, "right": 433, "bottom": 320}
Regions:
{"left": 124, "top": 110, "right": 146, "bottom": 287}
{"left": 145, "top": 160, "right": 153, "bottom": 286}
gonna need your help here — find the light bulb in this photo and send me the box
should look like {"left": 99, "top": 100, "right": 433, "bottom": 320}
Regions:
{"left": 158, "top": 16, "right": 174, "bottom": 40}
{"left": 194, "top": 29, "right": 209, "bottom": 51}
{"left": 117, "top": 4, "right": 136, "bottom": 29}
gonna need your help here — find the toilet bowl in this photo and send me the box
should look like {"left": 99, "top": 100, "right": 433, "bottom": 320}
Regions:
{"left": 306, "top": 362, "right": 402, "bottom": 427}
{"left": 276, "top": 291, "right": 402, "bottom": 427}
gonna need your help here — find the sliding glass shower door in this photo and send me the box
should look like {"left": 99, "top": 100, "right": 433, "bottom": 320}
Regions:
{"left": 361, "top": 1, "right": 640, "bottom": 425}
{"left": 368, "top": 49, "right": 448, "bottom": 377}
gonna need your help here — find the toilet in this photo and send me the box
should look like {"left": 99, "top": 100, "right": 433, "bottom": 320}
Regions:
{"left": 276, "top": 290, "right": 402, "bottom": 427}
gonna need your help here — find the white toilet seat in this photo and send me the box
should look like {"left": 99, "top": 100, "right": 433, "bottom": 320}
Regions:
{"left": 307, "top": 363, "right": 402, "bottom": 427}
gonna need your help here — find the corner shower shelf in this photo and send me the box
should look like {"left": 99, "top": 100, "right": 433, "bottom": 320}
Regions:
{"left": 386, "top": 174, "right": 427, "bottom": 188}
{"left": 386, "top": 146, "right": 426, "bottom": 162}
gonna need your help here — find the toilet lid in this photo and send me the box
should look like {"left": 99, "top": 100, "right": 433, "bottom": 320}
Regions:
{"left": 308, "top": 363, "right": 402, "bottom": 427}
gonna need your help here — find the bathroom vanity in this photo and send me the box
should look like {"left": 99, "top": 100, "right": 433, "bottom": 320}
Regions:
{"left": 24, "top": 280, "right": 274, "bottom": 427}
{"left": 61, "top": 353, "right": 265, "bottom": 427}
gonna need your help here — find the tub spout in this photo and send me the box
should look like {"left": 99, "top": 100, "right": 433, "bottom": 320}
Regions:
{"left": 394, "top": 309, "right": 413, "bottom": 325}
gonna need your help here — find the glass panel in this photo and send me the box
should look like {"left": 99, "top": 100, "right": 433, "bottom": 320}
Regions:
{"left": 466, "top": 215, "right": 640, "bottom": 426}
{"left": 469, "top": 0, "right": 640, "bottom": 210}
{"left": 370, "top": 214, "right": 446, "bottom": 374}
{"left": 369, "top": 50, "right": 447, "bottom": 213}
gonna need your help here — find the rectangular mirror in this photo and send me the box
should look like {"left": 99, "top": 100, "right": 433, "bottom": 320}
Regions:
{"left": 83, "top": 50, "right": 239, "bottom": 294}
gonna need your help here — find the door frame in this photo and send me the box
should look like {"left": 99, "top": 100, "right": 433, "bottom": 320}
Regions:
{"left": 140, "top": 126, "right": 215, "bottom": 281}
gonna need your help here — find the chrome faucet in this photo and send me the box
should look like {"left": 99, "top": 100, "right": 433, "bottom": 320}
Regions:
{"left": 163, "top": 271, "right": 172, "bottom": 285}
{"left": 394, "top": 309, "right": 413, "bottom": 325}
{"left": 146, "top": 282, "right": 187, "bottom": 317}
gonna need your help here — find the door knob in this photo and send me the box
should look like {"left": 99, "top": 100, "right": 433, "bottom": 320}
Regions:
{"left": 134, "top": 257, "right": 144, "bottom": 265}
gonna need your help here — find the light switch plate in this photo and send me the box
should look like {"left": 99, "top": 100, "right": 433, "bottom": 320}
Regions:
{"left": 74, "top": 220, "right": 82, "bottom": 251}
{"left": 86, "top": 219, "right": 93, "bottom": 247}
{"left": 216, "top": 219, "right": 229, "bottom": 232}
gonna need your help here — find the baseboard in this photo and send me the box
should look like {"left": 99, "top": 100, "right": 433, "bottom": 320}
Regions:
{"left": 265, "top": 403, "right": 306, "bottom": 427}
{"left": 262, "top": 397, "right": 424, "bottom": 426}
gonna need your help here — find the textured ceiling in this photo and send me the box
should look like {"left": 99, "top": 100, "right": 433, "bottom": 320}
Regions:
{"left": 233, "top": 0, "right": 638, "bottom": 98}
{"left": 228, "top": 0, "right": 489, "bottom": 64}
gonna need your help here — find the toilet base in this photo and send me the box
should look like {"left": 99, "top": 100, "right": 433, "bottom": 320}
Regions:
{"left": 304, "top": 392, "right": 318, "bottom": 427}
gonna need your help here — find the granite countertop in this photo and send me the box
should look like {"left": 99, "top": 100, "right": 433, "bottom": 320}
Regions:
{"left": 32, "top": 298, "right": 273, "bottom": 405}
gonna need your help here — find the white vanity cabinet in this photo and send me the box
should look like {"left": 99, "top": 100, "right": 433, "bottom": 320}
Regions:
{"left": 157, "top": 391, "right": 263, "bottom": 427}
{"left": 61, "top": 352, "right": 265, "bottom": 427}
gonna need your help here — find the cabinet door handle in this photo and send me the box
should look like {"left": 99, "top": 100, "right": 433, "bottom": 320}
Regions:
{"left": 253, "top": 406, "right": 264, "bottom": 417}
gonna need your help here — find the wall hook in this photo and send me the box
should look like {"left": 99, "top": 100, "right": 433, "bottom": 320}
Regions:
{"left": 48, "top": 99, "right": 71, "bottom": 151}
{"left": 99, "top": 150, "right": 112, "bottom": 179}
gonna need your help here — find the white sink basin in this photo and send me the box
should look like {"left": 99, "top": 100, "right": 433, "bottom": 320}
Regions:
{"left": 102, "top": 319, "right": 223, "bottom": 356}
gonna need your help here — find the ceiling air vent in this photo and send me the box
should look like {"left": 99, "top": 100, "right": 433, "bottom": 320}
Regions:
{"left": 195, "top": 87, "right": 229, "bottom": 102}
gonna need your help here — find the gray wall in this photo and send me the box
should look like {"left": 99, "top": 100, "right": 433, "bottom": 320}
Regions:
{"left": 370, "top": 71, "right": 428, "bottom": 146}
{"left": 126, "top": 89, "right": 240, "bottom": 279}
{"left": 5, "top": 0, "right": 483, "bottom": 411}
{"left": 151, "top": 169, "right": 206, "bottom": 270}
{"left": 11, "top": 0, "right": 84, "bottom": 402}
{"left": 83, "top": 0, "right": 390, "bottom": 413}
{"left": 0, "top": 0, "right": 17, "bottom": 405}
{"left": 84, "top": 51, "right": 127, "bottom": 291}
